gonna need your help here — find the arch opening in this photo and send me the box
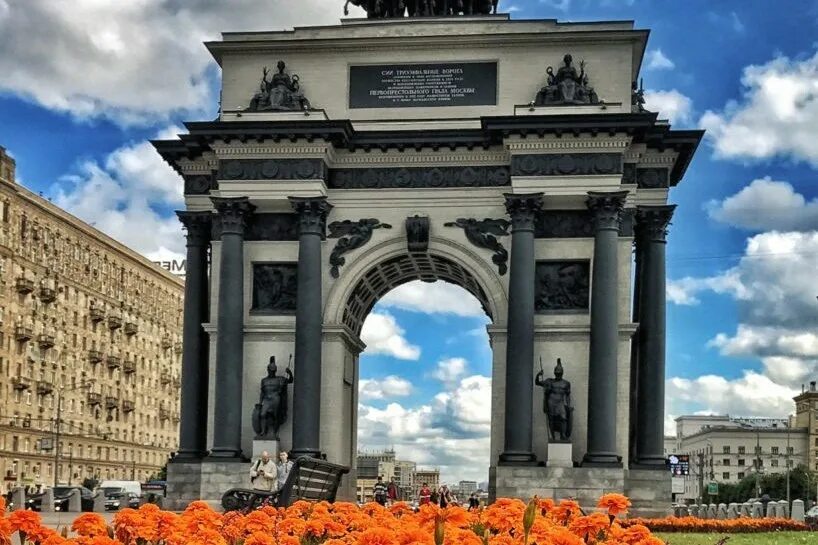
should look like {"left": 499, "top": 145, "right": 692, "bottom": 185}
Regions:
{"left": 342, "top": 252, "right": 494, "bottom": 337}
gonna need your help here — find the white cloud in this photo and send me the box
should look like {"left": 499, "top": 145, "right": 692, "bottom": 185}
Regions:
{"left": 644, "top": 89, "right": 693, "bottom": 125}
{"left": 646, "top": 49, "right": 675, "bottom": 71}
{"left": 379, "top": 280, "right": 486, "bottom": 317}
{"left": 709, "top": 325, "right": 818, "bottom": 359}
{"left": 666, "top": 270, "right": 744, "bottom": 306}
{"left": 666, "top": 372, "right": 798, "bottom": 418}
{"left": 430, "top": 357, "right": 468, "bottom": 387}
{"left": 52, "top": 128, "right": 186, "bottom": 264}
{"left": 357, "top": 374, "right": 492, "bottom": 483}
{"left": 359, "top": 376, "right": 413, "bottom": 400}
{"left": 707, "top": 177, "right": 818, "bottom": 232}
{"left": 360, "top": 312, "right": 421, "bottom": 360}
{"left": 0, "top": 1, "right": 364, "bottom": 125}
{"left": 700, "top": 50, "right": 818, "bottom": 165}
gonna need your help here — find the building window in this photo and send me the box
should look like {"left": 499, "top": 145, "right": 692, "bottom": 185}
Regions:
{"left": 738, "top": 446, "right": 746, "bottom": 454}
{"left": 788, "top": 446, "right": 794, "bottom": 455}
{"left": 771, "top": 459, "right": 779, "bottom": 467}
{"left": 723, "top": 446, "right": 730, "bottom": 454}
{"left": 771, "top": 446, "right": 779, "bottom": 455}
{"left": 754, "top": 445, "right": 761, "bottom": 454}
{"left": 737, "top": 472, "right": 744, "bottom": 479}
{"left": 722, "top": 459, "right": 730, "bottom": 466}
{"left": 722, "top": 472, "right": 730, "bottom": 480}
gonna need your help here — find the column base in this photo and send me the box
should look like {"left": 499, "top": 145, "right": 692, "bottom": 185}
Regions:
{"left": 206, "top": 449, "right": 247, "bottom": 462}
{"left": 631, "top": 455, "right": 667, "bottom": 470}
{"left": 498, "top": 450, "right": 538, "bottom": 465}
{"left": 172, "top": 450, "right": 208, "bottom": 462}
{"left": 581, "top": 452, "right": 622, "bottom": 468}
{"left": 290, "top": 448, "right": 323, "bottom": 460}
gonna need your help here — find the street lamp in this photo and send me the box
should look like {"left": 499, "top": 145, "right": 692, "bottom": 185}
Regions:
{"left": 52, "top": 380, "right": 94, "bottom": 487}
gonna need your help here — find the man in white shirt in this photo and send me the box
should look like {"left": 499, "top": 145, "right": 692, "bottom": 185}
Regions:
{"left": 250, "top": 451, "right": 278, "bottom": 491}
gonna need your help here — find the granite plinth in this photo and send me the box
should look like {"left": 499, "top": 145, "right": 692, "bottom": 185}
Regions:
{"left": 547, "top": 443, "right": 574, "bottom": 468}
{"left": 166, "top": 460, "right": 252, "bottom": 511}
{"left": 491, "top": 466, "right": 671, "bottom": 517}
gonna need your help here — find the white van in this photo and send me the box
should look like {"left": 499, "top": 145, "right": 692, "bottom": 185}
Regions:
{"left": 98, "top": 480, "right": 142, "bottom": 498}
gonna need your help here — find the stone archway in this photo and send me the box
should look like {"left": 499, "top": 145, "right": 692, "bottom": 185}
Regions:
{"left": 320, "top": 235, "right": 508, "bottom": 499}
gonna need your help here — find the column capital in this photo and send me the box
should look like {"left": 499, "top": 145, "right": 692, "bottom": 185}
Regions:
{"left": 635, "top": 205, "right": 676, "bottom": 243}
{"left": 211, "top": 197, "right": 255, "bottom": 236}
{"left": 289, "top": 196, "right": 333, "bottom": 238}
{"left": 176, "top": 210, "right": 212, "bottom": 247}
{"left": 586, "top": 191, "right": 628, "bottom": 232}
{"left": 504, "top": 192, "right": 543, "bottom": 232}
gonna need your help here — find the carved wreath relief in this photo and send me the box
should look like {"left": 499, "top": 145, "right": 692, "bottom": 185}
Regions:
{"left": 252, "top": 264, "right": 298, "bottom": 313}
{"left": 535, "top": 261, "right": 590, "bottom": 312}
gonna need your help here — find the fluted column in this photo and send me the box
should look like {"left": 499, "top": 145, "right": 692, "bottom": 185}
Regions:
{"left": 633, "top": 205, "right": 675, "bottom": 467}
{"left": 174, "top": 211, "right": 212, "bottom": 460}
{"left": 289, "top": 196, "right": 333, "bottom": 460}
{"left": 499, "top": 192, "right": 543, "bottom": 465}
{"left": 583, "top": 190, "right": 627, "bottom": 467}
{"left": 209, "top": 197, "right": 255, "bottom": 460}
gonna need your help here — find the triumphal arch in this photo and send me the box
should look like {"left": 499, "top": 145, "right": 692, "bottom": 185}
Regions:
{"left": 154, "top": 5, "right": 702, "bottom": 515}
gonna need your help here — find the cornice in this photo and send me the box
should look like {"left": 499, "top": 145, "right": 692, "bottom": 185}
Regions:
{"left": 504, "top": 135, "right": 632, "bottom": 154}
{"left": 210, "top": 140, "right": 334, "bottom": 159}
{"left": 332, "top": 149, "right": 508, "bottom": 167}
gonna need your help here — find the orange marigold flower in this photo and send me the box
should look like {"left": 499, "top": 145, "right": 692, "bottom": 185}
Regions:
{"left": 244, "top": 531, "right": 275, "bottom": 545}
{"left": 389, "top": 502, "right": 414, "bottom": 518}
{"left": 568, "top": 513, "right": 610, "bottom": 540}
{"left": 72, "top": 513, "right": 108, "bottom": 537}
{"left": 620, "top": 524, "right": 651, "bottom": 545}
{"left": 8, "top": 509, "right": 42, "bottom": 535}
{"left": 597, "top": 494, "right": 631, "bottom": 517}
{"left": 397, "top": 526, "right": 434, "bottom": 545}
{"left": 89, "top": 536, "right": 120, "bottom": 545}
{"left": 244, "top": 510, "right": 274, "bottom": 534}
{"left": 357, "top": 527, "right": 399, "bottom": 545}
{"left": 548, "top": 527, "right": 584, "bottom": 545}
{"left": 41, "top": 533, "right": 68, "bottom": 545}
{"left": 0, "top": 496, "right": 6, "bottom": 514}
{"left": 551, "top": 500, "right": 580, "bottom": 525}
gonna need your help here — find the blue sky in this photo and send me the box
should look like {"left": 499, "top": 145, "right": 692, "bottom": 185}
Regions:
{"left": 2, "top": 0, "right": 818, "bottom": 484}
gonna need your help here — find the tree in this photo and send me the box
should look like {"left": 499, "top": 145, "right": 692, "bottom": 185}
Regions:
{"left": 714, "top": 466, "right": 817, "bottom": 504}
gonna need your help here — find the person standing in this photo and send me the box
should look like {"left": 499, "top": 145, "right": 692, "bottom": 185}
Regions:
{"left": 373, "top": 476, "right": 388, "bottom": 506}
{"left": 249, "top": 451, "right": 278, "bottom": 492}
{"left": 438, "top": 485, "right": 450, "bottom": 508}
{"left": 418, "top": 482, "right": 431, "bottom": 506}
{"left": 277, "top": 451, "right": 294, "bottom": 490}
{"left": 387, "top": 478, "right": 399, "bottom": 505}
{"left": 468, "top": 493, "right": 480, "bottom": 511}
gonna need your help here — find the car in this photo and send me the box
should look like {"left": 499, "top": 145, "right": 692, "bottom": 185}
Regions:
{"left": 26, "top": 486, "right": 94, "bottom": 512}
{"left": 806, "top": 505, "right": 818, "bottom": 528}
{"left": 99, "top": 487, "right": 140, "bottom": 511}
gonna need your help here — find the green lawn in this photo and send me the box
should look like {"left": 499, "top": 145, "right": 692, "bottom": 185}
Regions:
{"left": 654, "top": 532, "right": 818, "bottom": 545}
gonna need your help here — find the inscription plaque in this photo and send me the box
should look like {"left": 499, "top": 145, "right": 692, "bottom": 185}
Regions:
{"left": 349, "top": 62, "right": 498, "bottom": 109}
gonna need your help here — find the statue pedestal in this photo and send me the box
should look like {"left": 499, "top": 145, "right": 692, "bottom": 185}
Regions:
{"left": 252, "top": 439, "right": 280, "bottom": 459}
{"left": 547, "top": 442, "right": 574, "bottom": 468}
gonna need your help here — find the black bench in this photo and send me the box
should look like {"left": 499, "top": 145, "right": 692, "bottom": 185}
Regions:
{"left": 221, "top": 456, "right": 350, "bottom": 512}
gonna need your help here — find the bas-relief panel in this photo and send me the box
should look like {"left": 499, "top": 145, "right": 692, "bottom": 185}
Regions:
{"left": 534, "top": 260, "right": 590, "bottom": 313}
{"left": 251, "top": 263, "right": 297, "bottom": 313}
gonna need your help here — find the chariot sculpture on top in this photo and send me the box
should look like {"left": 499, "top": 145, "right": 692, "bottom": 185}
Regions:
{"left": 344, "top": 0, "right": 499, "bottom": 18}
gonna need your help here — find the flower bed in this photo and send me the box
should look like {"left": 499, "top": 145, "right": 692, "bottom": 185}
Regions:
{"left": 0, "top": 494, "right": 671, "bottom": 545}
{"left": 621, "top": 517, "right": 809, "bottom": 533}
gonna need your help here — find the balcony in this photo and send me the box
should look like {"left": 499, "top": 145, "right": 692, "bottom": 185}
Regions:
{"left": 106, "top": 354, "right": 121, "bottom": 370}
{"left": 124, "top": 322, "right": 138, "bottom": 336}
{"left": 105, "top": 396, "right": 118, "bottom": 410}
{"left": 87, "top": 392, "right": 102, "bottom": 406}
{"left": 89, "top": 306, "right": 105, "bottom": 323}
{"left": 88, "top": 350, "right": 103, "bottom": 364}
{"left": 123, "top": 359, "right": 136, "bottom": 374}
{"left": 122, "top": 400, "right": 135, "bottom": 413}
{"left": 108, "top": 315, "right": 122, "bottom": 330}
{"left": 161, "top": 336, "right": 173, "bottom": 350}
{"left": 15, "top": 277, "right": 34, "bottom": 294}
{"left": 12, "top": 376, "right": 32, "bottom": 390}
{"left": 39, "top": 286, "right": 56, "bottom": 303}
{"left": 15, "top": 325, "right": 33, "bottom": 342}
{"left": 37, "top": 334, "right": 55, "bottom": 349}
{"left": 159, "top": 371, "right": 171, "bottom": 385}
{"left": 36, "top": 381, "right": 53, "bottom": 396}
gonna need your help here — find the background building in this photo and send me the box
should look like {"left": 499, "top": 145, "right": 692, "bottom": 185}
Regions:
{"left": 0, "top": 146, "right": 184, "bottom": 490}
{"left": 414, "top": 468, "right": 440, "bottom": 497}
{"left": 670, "top": 407, "right": 811, "bottom": 502}
{"left": 793, "top": 381, "right": 818, "bottom": 471}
